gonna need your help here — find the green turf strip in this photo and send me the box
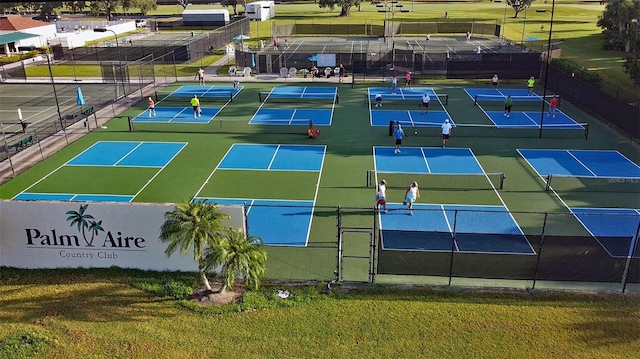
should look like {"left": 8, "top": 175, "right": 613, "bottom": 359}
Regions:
{"left": 26, "top": 166, "right": 158, "bottom": 195}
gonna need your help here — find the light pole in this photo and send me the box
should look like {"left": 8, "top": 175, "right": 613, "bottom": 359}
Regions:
{"left": 539, "top": 0, "right": 555, "bottom": 139}
{"left": 520, "top": 4, "right": 528, "bottom": 50}
{"left": 94, "top": 28, "right": 125, "bottom": 99}
{"left": 376, "top": 1, "right": 409, "bottom": 45}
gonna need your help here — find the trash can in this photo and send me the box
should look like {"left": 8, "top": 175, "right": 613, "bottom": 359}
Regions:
{"left": 389, "top": 121, "right": 395, "bottom": 136}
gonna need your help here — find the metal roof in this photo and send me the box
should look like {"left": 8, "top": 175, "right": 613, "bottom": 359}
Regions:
{"left": 0, "top": 32, "right": 39, "bottom": 46}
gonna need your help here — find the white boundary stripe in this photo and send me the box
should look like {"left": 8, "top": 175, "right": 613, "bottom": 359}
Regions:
{"left": 290, "top": 109, "right": 297, "bottom": 125}
{"left": 266, "top": 144, "right": 280, "bottom": 170}
{"left": 306, "top": 145, "right": 327, "bottom": 246}
{"left": 113, "top": 142, "right": 144, "bottom": 166}
{"left": 130, "top": 142, "right": 188, "bottom": 202}
{"left": 192, "top": 144, "right": 236, "bottom": 200}
{"left": 420, "top": 147, "right": 432, "bottom": 173}
{"left": 565, "top": 150, "right": 598, "bottom": 177}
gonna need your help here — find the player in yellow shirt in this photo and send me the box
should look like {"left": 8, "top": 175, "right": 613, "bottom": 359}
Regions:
{"left": 527, "top": 77, "right": 535, "bottom": 96}
{"left": 190, "top": 95, "right": 201, "bottom": 118}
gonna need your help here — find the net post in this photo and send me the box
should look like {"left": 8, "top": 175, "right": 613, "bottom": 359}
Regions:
{"left": 474, "top": 94, "right": 478, "bottom": 106}
{"left": 364, "top": 93, "right": 367, "bottom": 105}
{"left": 336, "top": 93, "right": 339, "bottom": 104}
{"left": 445, "top": 94, "right": 449, "bottom": 106}
{"left": 258, "top": 92, "right": 263, "bottom": 102}
{"left": 127, "top": 116, "right": 133, "bottom": 132}
{"left": 229, "top": 92, "right": 233, "bottom": 103}
{"left": 584, "top": 123, "right": 589, "bottom": 140}
{"left": 366, "top": 170, "right": 370, "bottom": 187}
{"left": 499, "top": 172, "right": 505, "bottom": 190}
{"left": 545, "top": 174, "right": 552, "bottom": 191}
{"left": 154, "top": 90, "right": 158, "bottom": 102}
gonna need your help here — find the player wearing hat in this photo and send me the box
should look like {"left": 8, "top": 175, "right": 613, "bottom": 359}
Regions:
{"left": 441, "top": 119, "right": 452, "bottom": 147}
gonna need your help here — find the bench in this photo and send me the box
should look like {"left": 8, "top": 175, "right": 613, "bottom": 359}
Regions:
{"left": 13, "top": 135, "right": 33, "bottom": 151}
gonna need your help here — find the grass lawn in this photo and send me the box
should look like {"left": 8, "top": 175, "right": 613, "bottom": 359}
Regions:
{"left": 1, "top": 268, "right": 638, "bottom": 358}
{"left": 31, "top": 2, "right": 635, "bottom": 95}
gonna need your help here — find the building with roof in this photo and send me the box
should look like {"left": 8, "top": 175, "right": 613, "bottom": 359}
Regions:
{"left": 0, "top": 15, "right": 56, "bottom": 54}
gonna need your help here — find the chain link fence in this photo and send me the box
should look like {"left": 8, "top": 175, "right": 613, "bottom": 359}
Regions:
{"left": 253, "top": 204, "right": 639, "bottom": 292}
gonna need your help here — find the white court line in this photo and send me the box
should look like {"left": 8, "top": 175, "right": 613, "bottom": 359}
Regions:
{"left": 130, "top": 142, "right": 188, "bottom": 202}
{"left": 266, "top": 144, "right": 280, "bottom": 170}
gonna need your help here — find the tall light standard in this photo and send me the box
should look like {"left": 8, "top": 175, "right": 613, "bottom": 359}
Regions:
{"left": 539, "top": 0, "right": 555, "bottom": 138}
{"left": 376, "top": 1, "right": 409, "bottom": 45}
{"left": 94, "top": 28, "right": 125, "bottom": 99}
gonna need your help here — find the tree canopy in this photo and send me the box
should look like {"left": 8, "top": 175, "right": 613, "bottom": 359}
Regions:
{"left": 597, "top": 0, "right": 640, "bottom": 53}
{"left": 506, "top": 0, "right": 535, "bottom": 19}
{"left": 318, "top": 0, "right": 362, "bottom": 17}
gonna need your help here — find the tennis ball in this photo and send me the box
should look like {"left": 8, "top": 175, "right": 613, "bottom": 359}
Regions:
{"left": 414, "top": 131, "right": 418, "bottom": 135}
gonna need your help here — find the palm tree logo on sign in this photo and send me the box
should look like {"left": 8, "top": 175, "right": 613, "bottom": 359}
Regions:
{"left": 66, "top": 204, "right": 104, "bottom": 247}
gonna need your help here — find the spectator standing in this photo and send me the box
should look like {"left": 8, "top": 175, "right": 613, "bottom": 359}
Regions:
{"left": 339, "top": 63, "right": 346, "bottom": 83}
{"left": 441, "top": 119, "right": 452, "bottom": 147}
{"left": 394, "top": 123, "right": 405, "bottom": 154}
{"left": 195, "top": 67, "right": 205, "bottom": 85}
{"left": 492, "top": 74, "right": 499, "bottom": 90}
{"left": 405, "top": 72, "right": 412, "bottom": 88}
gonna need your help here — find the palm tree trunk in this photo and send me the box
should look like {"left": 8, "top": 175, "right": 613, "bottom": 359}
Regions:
{"left": 198, "top": 262, "right": 212, "bottom": 290}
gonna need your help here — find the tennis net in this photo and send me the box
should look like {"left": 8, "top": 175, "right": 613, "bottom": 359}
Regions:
{"left": 366, "top": 94, "right": 449, "bottom": 109}
{"left": 545, "top": 174, "right": 640, "bottom": 193}
{"left": 259, "top": 91, "right": 339, "bottom": 104}
{"left": 154, "top": 90, "right": 233, "bottom": 107}
{"left": 366, "top": 170, "right": 505, "bottom": 190}
{"left": 474, "top": 94, "right": 559, "bottom": 110}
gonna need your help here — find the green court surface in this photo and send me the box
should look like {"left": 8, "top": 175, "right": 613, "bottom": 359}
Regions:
{"left": 1, "top": 80, "right": 639, "bottom": 283}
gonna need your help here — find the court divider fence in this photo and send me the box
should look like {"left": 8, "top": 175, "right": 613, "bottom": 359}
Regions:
{"left": 260, "top": 204, "right": 639, "bottom": 293}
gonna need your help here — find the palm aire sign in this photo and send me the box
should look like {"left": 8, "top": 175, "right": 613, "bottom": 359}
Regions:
{"left": 25, "top": 204, "right": 146, "bottom": 260}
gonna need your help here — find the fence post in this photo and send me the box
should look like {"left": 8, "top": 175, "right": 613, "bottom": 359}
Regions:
{"left": 531, "top": 212, "right": 548, "bottom": 291}
{"left": 621, "top": 220, "right": 640, "bottom": 293}
{"left": 337, "top": 205, "right": 343, "bottom": 281}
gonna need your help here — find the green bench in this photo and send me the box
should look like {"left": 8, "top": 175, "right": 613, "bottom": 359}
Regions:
{"left": 13, "top": 135, "right": 33, "bottom": 151}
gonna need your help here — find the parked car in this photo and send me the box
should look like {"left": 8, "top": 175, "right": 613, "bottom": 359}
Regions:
{"left": 32, "top": 14, "right": 60, "bottom": 22}
{"left": 135, "top": 19, "right": 147, "bottom": 27}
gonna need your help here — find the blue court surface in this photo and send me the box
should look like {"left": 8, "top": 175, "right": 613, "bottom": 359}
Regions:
{"left": 368, "top": 87, "right": 451, "bottom": 127}
{"left": 168, "top": 85, "right": 243, "bottom": 98}
{"left": 267, "top": 86, "right": 337, "bottom": 99}
{"left": 250, "top": 108, "right": 332, "bottom": 125}
{"left": 218, "top": 144, "right": 325, "bottom": 171}
{"left": 517, "top": 149, "right": 640, "bottom": 178}
{"left": 374, "top": 147, "right": 484, "bottom": 174}
{"left": 132, "top": 106, "right": 222, "bottom": 124}
{"left": 482, "top": 110, "right": 582, "bottom": 129}
{"left": 197, "top": 198, "right": 314, "bottom": 246}
{"left": 572, "top": 208, "right": 640, "bottom": 258}
{"left": 379, "top": 204, "right": 534, "bottom": 254}
{"left": 465, "top": 88, "right": 548, "bottom": 101}
{"left": 13, "top": 141, "right": 186, "bottom": 202}
{"left": 368, "top": 87, "right": 437, "bottom": 99}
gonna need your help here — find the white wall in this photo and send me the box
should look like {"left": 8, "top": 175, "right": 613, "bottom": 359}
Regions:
{"left": 0, "top": 200, "right": 246, "bottom": 271}
{"left": 53, "top": 21, "right": 136, "bottom": 49}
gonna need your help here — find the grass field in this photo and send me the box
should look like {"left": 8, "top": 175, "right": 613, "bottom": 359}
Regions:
{"left": 0, "top": 268, "right": 639, "bottom": 358}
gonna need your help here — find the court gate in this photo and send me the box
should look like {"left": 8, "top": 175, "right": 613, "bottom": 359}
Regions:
{"left": 338, "top": 207, "right": 377, "bottom": 283}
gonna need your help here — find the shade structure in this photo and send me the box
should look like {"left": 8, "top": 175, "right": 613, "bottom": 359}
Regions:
{"left": 76, "top": 87, "right": 85, "bottom": 106}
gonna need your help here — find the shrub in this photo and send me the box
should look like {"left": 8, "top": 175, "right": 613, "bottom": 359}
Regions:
{"left": 550, "top": 57, "right": 601, "bottom": 87}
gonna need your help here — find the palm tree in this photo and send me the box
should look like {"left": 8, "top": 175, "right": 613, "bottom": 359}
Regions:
{"left": 159, "top": 200, "right": 229, "bottom": 291}
{"left": 204, "top": 228, "right": 267, "bottom": 293}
